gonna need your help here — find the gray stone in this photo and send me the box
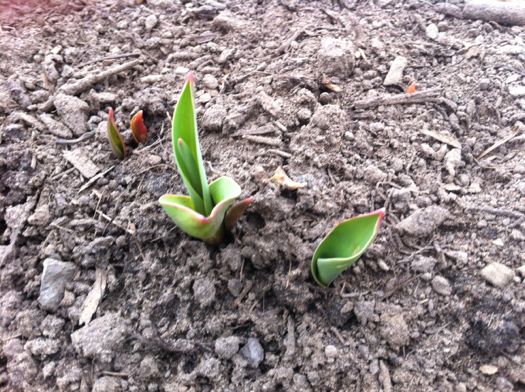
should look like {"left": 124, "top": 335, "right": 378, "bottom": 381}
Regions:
{"left": 380, "top": 310, "right": 409, "bottom": 348}
{"left": 364, "top": 165, "right": 387, "bottom": 184}
{"left": 38, "top": 113, "right": 73, "bottom": 138}
{"left": 426, "top": 23, "right": 439, "bottom": 39}
{"left": 193, "top": 278, "right": 216, "bottom": 307}
{"left": 432, "top": 276, "right": 452, "bottom": 296}
{"left": 354, "top": 301, "right": 376, "bottom": 325}
{"left": 215, "top": 336, "right": 240, "bottom": 359}
{"left": 444, "top": 148, "right": 462, "bottom": 177}
{"left": 480, "top": 262, "right": 514, "bottom": 288}
{"left": 145, "top": 14, "right": 158, "bottom": 32}
{"left": 396, "top": 206, "right": 449, "bottom": 237}
{"left": 411, "top": 256, "right": 436, "bottom": 273}
{"left": 24, "top": 338, "right": 61, "bottom": 357}
{"left": 38, "top": 258, "right": 76, "bottom": 311}
{"left": 240, "top": 338, "right": 264, "bottom": 368}
{"left": 202, "top": 104, "right": 227, "bottom": 132}
{"left": 53, "top": 93, "right": 89, "bottom": 136}
{"left": 318, "top": 37, "right": 355, "bottom": 77}
{"left": 383, "top": 56, "right": 407, "bottom": 86}
{"left": 213, "top": 11, "right": 245, "bottom": 32}
{"left": 509, "top": 85, "right": 525, "bottom": 97}
{"left": 71, "top": 313, "right": 129, "bottom": 362}
{"left": 92, "top": 376, "right": 122, "bottom": 392}
{"left": 202, "top": 74, "right": 219, "bottom": 90}
{"left": 139, "top": 355, "right": 159, "bottom": 379}
{"left": 324, "top": 345, "right": 338, "bottom": 359}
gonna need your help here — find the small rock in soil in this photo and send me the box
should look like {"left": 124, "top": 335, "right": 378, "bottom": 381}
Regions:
{"left": 213, "top": 11, "right": 245, "bottom": 32}
{"left": 215, "top": 336, "right": 240, "bottom": 359}
{"left": 318, "top": 37, "right": 355, "bottom": 77}
{"left": 324, "top": 345, "right": 338, "bottom": 360}
{"left": 354, "top": 301, "right": 376, "bottom": 325}
{"left": 71, "top": 312, "right": 129, "bottom": 363}
{"left": 53, "top": 93, "right": 89, "bottom": 136}
{"left": 92, "top": 376, "right": 122, "bottom": 392}
{"left": 139, "top": 355, "right": 160, "bottom": 379}
{"left": 396, "top": 205, "right": 449, "bottom": 237}
{"left": 202, "top": 104, "right": 226, "bottom": 132}
{"left": 38, "top": 113, "right": 73, "bottom": 138}
{"left": 431, "top": 275, "right": 452, "bottom": 296}
{"left": 383, "top": 56, "right": 407, "bottom": 86}
{"left": 38, "top": 258, "right": 76, "bottom": 311}
{"left": 63, "top": 148, "right": 100, "bottom": 179}
{"left": 508, "top": 85, "right": 525, "bottom": 98}
{"left": 192, "top": 278, "right": 216, "bottom": 307}
{"left": 145, "top": 14, "right": 158, "bottom": 32}
{"left": 444, "top": 148, "right": 462, "bottom": 177}
{"left": 227, "top": 279, "right": 242, "bottom": 297}
{"left": 380, "top": 309, "right": 410, "bottom": 348}
{"left": 24, "top": 338, "right": 60, "bottom": 357}
{"left": 240, "top": 338, "right": 264, "bottom": 368}
{"left": 3, "top": 339, "right": 38, "bottom": 390}
{"left": 411, "top": 256, "right": 436, "bottom": 273}
{"left": 480, "top": 262, "right": 514, "bottom": 288}
{"left": 364, "top": 165, "right": 387, "bottom": 184}
{"left": 202, "top": 74, "right": 219, "bottom": 90}
{"left": 426, "top": 23, "right": 439, "bottom": 40}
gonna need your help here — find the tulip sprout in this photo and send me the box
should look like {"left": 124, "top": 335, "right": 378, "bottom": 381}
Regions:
{"left": 159, "top": 73, "right": 251, "bottom": 244}
{"left": 311, "top": 208, "right": 385, "bottom": 286}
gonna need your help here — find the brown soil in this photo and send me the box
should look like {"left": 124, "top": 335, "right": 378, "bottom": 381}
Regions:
{"left": 1, "top": 0, "right": 525, "bottom": 391}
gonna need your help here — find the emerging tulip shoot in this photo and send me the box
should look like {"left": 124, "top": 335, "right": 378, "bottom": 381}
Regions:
{"left": 311, "top": 208, "right": 385, "bottom": 287}
{"left": 159, "top": 73, "right": 251, "bottom": 244}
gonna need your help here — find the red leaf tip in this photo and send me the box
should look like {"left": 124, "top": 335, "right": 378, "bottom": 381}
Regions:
{"left": 186, "top": 71, "right": 195, "bottom": 84}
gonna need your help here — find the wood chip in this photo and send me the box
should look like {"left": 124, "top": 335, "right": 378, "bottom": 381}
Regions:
{"left": 270, "top": 167, "right": 306, "bottom": 190}
{"left": 63, "top": 148, "right": 100, "bottom": 179}
{"left": 78, "top": 268, "right": 107, "bottom": 326}
{"left": 420, "top": 129, "right": 462, "bottom": 149}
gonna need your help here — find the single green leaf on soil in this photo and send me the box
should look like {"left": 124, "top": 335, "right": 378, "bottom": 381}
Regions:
{"left": 130, "top": 110, "right": 148, "bottom": 144}
{"left": 311, "top": 208, "right": 386, "bottom": 287}
{"left": 107, "top": 107, "right": 127, "bottom": 160}
{"left": 159, "top": 176, "right": 242, "bottom": 244}
{"left": 172, "top": 72, "right": 213, "bottom": 216}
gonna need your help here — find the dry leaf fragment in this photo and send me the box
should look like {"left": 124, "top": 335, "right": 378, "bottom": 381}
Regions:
{"left": 321, "top": 76, "right": 343, "bottom": 93}
{"left": 78, "top": 268, "right": 107, "bottom": 326}
{"left": 270, "top": 167, "right": 306, "bottom": 190}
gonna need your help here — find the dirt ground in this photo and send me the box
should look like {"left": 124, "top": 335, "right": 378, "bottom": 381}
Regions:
{"left": 1, "top": 0, "right": 525, "bottom": 391}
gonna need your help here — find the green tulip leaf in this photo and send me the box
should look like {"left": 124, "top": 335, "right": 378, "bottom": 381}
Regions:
{"left": 311, "top": 208, "right": 385, "bottom": 287}
{"left": 160, "top": 72, "right": 250, "bottom": 244}
{"left": 172, "top": 72, "right": 213, "bottom": 217}
{"left": 159, "top": 176, "right": 241, "bottom": 244}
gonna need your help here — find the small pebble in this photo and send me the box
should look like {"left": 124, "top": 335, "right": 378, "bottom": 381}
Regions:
{"left": 240, "top": 338, "right": 264, "bottom": 368}
{"left": 431, "top": 276, "right": 452, "bottom": 296}
{"left": 145, "top": 14, "right": 158, "bottom": 32}
{"left": 319, "top": 92, "right": 331, "bottom": 104}
{"left": 426, "top": 23, "right": 439, "bottom": 40}
{"left": 325, "top": 345, "right": 338, "bottom": 360}
{"left": 480, "top": 262, "right": 514, "bottom": 288}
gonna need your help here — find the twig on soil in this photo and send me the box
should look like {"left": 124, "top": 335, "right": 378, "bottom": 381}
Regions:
{"left": 381, "top": 275, "right": 419, "bottom": 300}
{"left": 353, "top": 88, "right": 443, "bottom": 110}
{"left": 96, "top": 210, "right": 135, "bottom": 236}
{"left": 420, "top": 129, "right": 462, "bottom": 149}
{"left": 101, "top": 371, "right": 128, "bottom": 378}
{"left": 81, "top": 52, "right": 141, "bottom": 67}
{"left": 477, "top": 127, "right": 521, "bottom": 159}
{"left": 61, "top": 59, "right": 141, "bottom": 96}
{"left": 462, "top": 205, "right": 524, "bottom": 219}
{"left": 242, "top": 135, "right": 283, "bottom": 147}
{"left": 55, "top": 131, "right": 95, "bottom": 145}
{"left": 51, "top": 166, "right": 75, "bottom": 180}
{"left": 265, "top": 149, "right": 292, "bottom": 159}
{"left": 78, "top": 166, "right": 115, "bottom": 194}
{"left": 234, "top": 280, "right": 253, "bottom": 307}
{"left": 330, "top": 327, "right": 347, "bottom": 346}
